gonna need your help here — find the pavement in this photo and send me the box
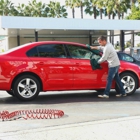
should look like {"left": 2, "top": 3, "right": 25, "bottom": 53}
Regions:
{"left": 1, "top": 90, "right": 140, "bottom": 140}
{"left": 0, "top": 115, "right": 140, "bottom": 140}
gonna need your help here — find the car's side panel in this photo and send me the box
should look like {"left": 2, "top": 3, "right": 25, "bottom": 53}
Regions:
{"left": 71, "top": 59, "right": 108, "bottom": 89}
{"left": 0, "top": 57, "right": 37, "bottom": 90}
{"left": 0, "top": 61, "right": 13, "bottom": 90}
{"left": 29, "top": 57, "right": 74, "bottom": 90}
{"left": 1, "top": 41, "right": 140, "bottom": 94}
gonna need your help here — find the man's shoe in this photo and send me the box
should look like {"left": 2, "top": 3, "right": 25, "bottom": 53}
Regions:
{"left": 116, "top": 94, "right": 127, "bottom": 97}
{"left": 98, "top": 94, "right": 109, "bottom": 98}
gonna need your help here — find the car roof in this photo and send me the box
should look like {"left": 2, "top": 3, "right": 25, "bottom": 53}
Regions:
{"left": 29, "top": 41, "right": 86, "bottom": 46}
{"left": 1, "top": 41, "right": 86, "bottom": 54}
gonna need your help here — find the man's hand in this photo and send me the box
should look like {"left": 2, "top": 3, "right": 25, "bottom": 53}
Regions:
{"left": 86, "top": 44, "right": 98, "bottom": 50}
{"left": 86, "top": 44, "right": 91, "bottom": 49}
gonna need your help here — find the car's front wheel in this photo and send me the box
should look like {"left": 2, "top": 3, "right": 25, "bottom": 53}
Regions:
{"left": 115, "top": 72, "right": 138, "bottom": 95}
{"left": 13, "top": 75, "right": 40, "bottom": 101}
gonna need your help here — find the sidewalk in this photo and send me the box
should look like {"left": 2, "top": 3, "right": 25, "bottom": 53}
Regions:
{"left": 1, "top": 116, "right": 140, "bottom": 140}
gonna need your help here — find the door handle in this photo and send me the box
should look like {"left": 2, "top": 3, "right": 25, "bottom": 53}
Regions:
{"left": 39, "top": 62, "right": 44, "bottom": 65}
{"left": 75, "top": 63, "right": 80, "bottom": 65}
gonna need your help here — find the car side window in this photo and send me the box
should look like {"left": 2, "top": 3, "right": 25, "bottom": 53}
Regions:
{"left": 121, "top": 53, "right": 134, "bottom": 62}
{"left": 67, "top": 45, "right": 94, "bottom": 59}
{"left": 26, "top": 44, "right": 66, "bottom": 58}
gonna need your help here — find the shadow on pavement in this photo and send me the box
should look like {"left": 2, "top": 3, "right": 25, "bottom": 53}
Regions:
{"left": 0, "top": 90, "right": 140, "bottom": 104}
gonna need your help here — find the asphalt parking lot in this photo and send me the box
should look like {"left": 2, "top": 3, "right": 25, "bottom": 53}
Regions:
{"left": 0, "top": 89, "right": 140, "bottom": 140}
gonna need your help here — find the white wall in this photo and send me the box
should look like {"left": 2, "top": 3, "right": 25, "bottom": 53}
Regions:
{"left": 8, "top": 37, "right": 90, "bottom": 49}
{"left": 8, "top": 37, "right": 18, "bottom": 49}
{"left": 0, "top": 38, "right": 7, "bottom": 52}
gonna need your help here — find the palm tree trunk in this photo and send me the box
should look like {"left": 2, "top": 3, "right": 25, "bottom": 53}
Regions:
{"left": 72, "top": 8, "right": 75, "bottom": 18}
{"left": 93, "top": 7, "right": 96, "bottom": 19}
{"left": 100, "top": 9, "right": 102, "bottom": 19}
{"left": 118, "top": 12, "right": 120, "bottom": 19}
{"left": 112, "top": 13, "right": 115, "bottom": 19}
{"left": 108, "top": 13, "right": 111, "bottom": 19}
{"left": 122, "top": 13, "right": 124, "bottom": 19}
{"left": 81, "top": 6, "right": 83, "bottom": 19}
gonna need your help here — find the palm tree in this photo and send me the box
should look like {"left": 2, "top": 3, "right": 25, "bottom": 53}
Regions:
{"left": 130, "top": 0, "right": 137, "bottom": 47}
{"left": 96, "top": 0, "right": 104, "bottom": 19}
{"left": 120, "top": 0, "right": 130, "bottom": 19}
{"left": 104, "top": 0, "right": 114, "bottom": 19}
{"left": 113, "top": 1, "right": 121, "bottom": 19}
{"left": 84, "top": 0, "right": 99, "bottom": 19}
{"left": 74, "top": 0, "right": 86, "bottom": 19}
{"left": 15, "top": 0, "right": 49, "bottom": 17}
{"left": 111, "top": 0, "right": 130, "bottom": 19}
{"left": 0, "top": 0, "right": 16, "bottom": 16}
{"left": 28, "top": 0, "right": 49, "bottom": 17}
{"left": 48, "top": 1, "right": 68, "bottom": 18}
{"left": 65, "top": 0, "right": 77, "bottom": 18}
{"left": 16, "top": 3, "right": 34, "bottom": 16}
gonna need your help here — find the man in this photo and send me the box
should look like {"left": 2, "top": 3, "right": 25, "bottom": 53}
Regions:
{"left": 90, "top": 36, "right": 127, "bottom": 98}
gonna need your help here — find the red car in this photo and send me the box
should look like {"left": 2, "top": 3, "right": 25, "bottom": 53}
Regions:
{"left": 0, "top": 41, "right": 140, "bottom": 101}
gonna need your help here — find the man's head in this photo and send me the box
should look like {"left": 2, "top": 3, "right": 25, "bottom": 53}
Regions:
{"left": 97, "top": 36, "right": 107, "bottom": 46}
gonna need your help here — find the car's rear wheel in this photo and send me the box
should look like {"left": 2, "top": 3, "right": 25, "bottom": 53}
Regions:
{"left": 13, "top": 75, "right": 40, "bottom": 101}
{"left": 115, "top": 72, "right": 138, "bottom": 95}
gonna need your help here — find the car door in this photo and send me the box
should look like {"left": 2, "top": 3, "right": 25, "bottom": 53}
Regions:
{"left": 66, "top": 44, "right": 108, "bottom": 89}
{"left": 26, "top": 43, "right": 73, "bottom": 90}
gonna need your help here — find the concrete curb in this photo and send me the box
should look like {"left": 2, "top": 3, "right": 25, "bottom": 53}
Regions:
{"left": 1, "top": 116, "right": 140, "bottom": 140}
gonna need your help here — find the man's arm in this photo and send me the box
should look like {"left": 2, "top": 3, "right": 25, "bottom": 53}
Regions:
{"left": 98, "top": 46, "right": 108, "bottom": 64}
{"left": 86, "top": 44, "right": 99, "bottom": 50}
{"left": 90, "top": 46, "right": 98, "bottom": 50}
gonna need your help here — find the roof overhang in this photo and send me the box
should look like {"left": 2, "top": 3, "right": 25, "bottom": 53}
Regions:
{"left": 0, "top": 16, "right": 140, "bottom": 39}
{"left": 0, "top": 16, "right": 140, "bottom": 30}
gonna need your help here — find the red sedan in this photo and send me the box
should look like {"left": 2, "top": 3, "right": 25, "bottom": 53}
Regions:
{"left": 0, "top": 41, "right": 140, "bottom": 101}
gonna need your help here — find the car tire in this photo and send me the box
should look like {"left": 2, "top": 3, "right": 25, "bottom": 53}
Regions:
{"left": 13, "top": 75, "right": 40, "bottom": 101}
{"left": 115, "top": 72, "right": 138, "bottom": 95}
{"left": 6, "top": 90, "right": 15, "bottom": 97}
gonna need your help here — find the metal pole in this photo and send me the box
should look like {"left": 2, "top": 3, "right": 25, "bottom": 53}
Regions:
{"left": 17, "top": 35, "right": 20, "bottom": 46}
{"left": 111, "top": 30, "right": 114, "bottom": 45}
{"left": 35, "top": 30, "right": 38, "bottom": 42}
{"left": 89, "top": 35, "right": 92, "bottom": 45}
{"left": 131, "top": 31, "right": 134, "bottom": 47}
{"left": 120, "top": 30, "right": 125, "bottom": 51}
{"left": 109, "top": 30, "right": 112, "bottom": 43}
